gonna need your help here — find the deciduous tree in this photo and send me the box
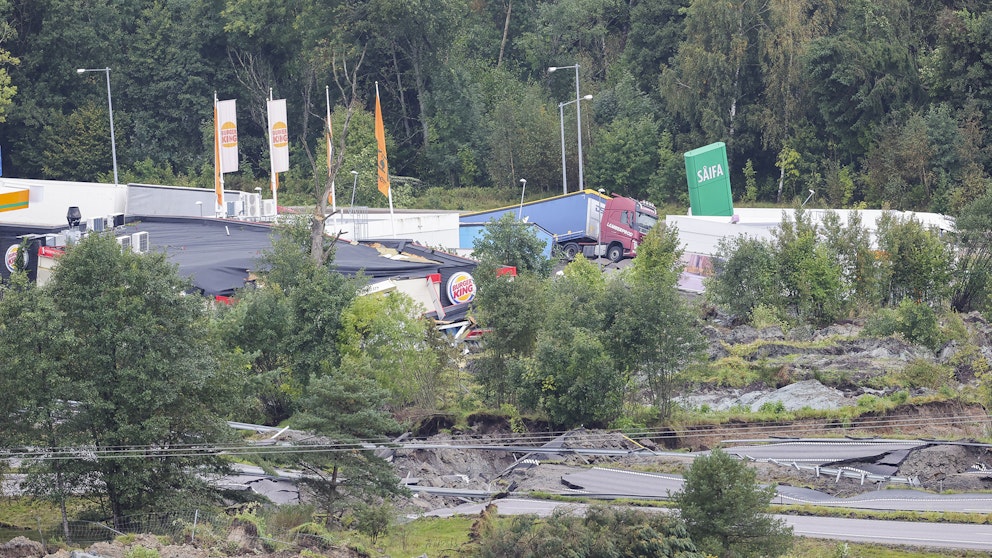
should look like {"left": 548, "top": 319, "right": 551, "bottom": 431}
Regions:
{"left": 708, "top": 235, "right": 781, "bottom": 322}
{"left": 521, "top": 256, "right": 625, "bottom": 428}
{"left": 43, "top": 234, "right": 239, "bottom": 526}
{"left": 606, "top": 224, "right": 705, "bottom": 419}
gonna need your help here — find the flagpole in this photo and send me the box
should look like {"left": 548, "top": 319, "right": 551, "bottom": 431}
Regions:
{"left": 214, "top": 92, "right": 224, "bottom": 216}
{"left": 268, "top": 88, "right": 278, "bottom": 217}
{"left": 326, "top": 85, "right": 337, "bottom": 226}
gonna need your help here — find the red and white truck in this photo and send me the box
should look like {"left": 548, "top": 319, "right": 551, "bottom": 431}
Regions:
{"left": 461, "top": 189, "right": 658, "bottom": 262}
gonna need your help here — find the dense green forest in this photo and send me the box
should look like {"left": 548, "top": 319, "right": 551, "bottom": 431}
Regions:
{"left": 0, "top": 0, "right": 990, "bottom": 211}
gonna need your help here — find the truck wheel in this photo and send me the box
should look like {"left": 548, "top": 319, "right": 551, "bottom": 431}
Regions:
{"left": 563, "top": 243, "right": 580, "bottom": 260}
{"left": 607, "top": 243, "right": 624, "bottom": 263}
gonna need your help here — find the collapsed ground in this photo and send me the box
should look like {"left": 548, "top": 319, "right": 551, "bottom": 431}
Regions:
{"left": 394, "top": 313, "right": 992, "bottom": 509}
{"left": 5, "top": 315, "right": 992, "bottom": 558}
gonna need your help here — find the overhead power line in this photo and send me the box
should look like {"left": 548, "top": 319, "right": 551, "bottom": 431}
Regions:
{"left": 1, "top": 411, "right": 988, "bottom": 462}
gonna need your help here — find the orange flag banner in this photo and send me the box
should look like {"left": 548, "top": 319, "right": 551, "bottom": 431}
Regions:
{"left": 374, "top": 85, "right": 390, "bottom": 198}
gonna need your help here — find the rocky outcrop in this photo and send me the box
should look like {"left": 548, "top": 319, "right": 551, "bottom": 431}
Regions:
{"left": 677, "top": 379, "right": 851, "bottom": 412}
{"left": 0, "top": 537, "right": 44, "bottom": 558}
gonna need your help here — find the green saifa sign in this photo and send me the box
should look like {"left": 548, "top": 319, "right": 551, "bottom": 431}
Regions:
{"left": 684, "top": 142, "right": 734, "bottom": 217}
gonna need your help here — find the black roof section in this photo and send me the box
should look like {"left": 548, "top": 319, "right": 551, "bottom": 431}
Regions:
{"left": 124, "top": 216, "right": 477, "bottom": 296}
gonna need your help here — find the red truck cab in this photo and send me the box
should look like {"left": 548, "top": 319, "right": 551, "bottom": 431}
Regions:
{"left": 599, "top": 196, "right": 659, "bottom": 262}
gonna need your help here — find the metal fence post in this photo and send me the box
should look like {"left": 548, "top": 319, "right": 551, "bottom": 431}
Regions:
{"left": 191, "top": 509, "right": 198, "bottom": 543}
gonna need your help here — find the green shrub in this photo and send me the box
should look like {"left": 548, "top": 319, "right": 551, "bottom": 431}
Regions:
{"left": 898, "top": 299, "right": 943, "bottom": 350}
{"left": 758, "top": 400, "right": 786, "bottom": 414}
{"left": 115, "top": 534, "right": 138, "bottom": 545}
{"left": 899, "top": 359, "right": 954, "bottom": 390}
{"left": 856, "top": 394, "right": 878, "bottom": 409}
{"left": 728, "top": 403, "right": 751, "bottom": 415}
{"left": 863, "top": 299, "right": 944, "bottom": 351}
{"left": 124, "top": 547, "right": 160, "bottom": 558}
{"left": 354, "top": 503, "right": 393, "bottom": 544}
{"left": 949, "top": 342, "right": 991, "bottom": 379}
{"left": 862, "top": 307, "right": 899, "bottom": 338}
{"left": 266, "top": 504, "right": 315, "bottom": 535}
{"left": 705, "top": 357, "right": 760, "bottom": 387}
{"left": 291, "top": 522, "right": 335, "bottom": 550}
{"left": 889, "top": 389, "right": 910, "bottom": 405}
{"left": 499, "top": 403, "right": 526, "bottom": 434}
{"left": 941, "top": 311, "right": 970, "bottom": 345}
{"left": 750, "top": 303, "right": 784, "bottom": 329}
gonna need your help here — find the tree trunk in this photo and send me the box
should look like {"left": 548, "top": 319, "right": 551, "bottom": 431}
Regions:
{"left": 498, "top": 0, "right": 512, "bottom": 68}
{"left": 309, "top": 47, "right": 365, "bottom": 265}
{"left": 410, "top": 45, "right": 430, "bottom": 152}
{"left": 391, "top": 46, "right": 412, "bottom": 141}
{"left": 777, "top": 165, "right": 785, "bottom": 203}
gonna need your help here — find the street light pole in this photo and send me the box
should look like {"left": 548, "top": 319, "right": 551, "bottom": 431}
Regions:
{"left": 518, "top": 178, "right": 527, "bottom": 220}
{"left": 557, "top": 95, "right": 593, "bottom": 196}
{"left": 349, "top": 170, "right": 359, "bottom": 211}
{"left": 549, "top": 64, "right": 585, "bottom": 191}
{"left": 558, "top": 102, "right": 567, "bottom": 196}
{"left": 76, "top": 68, "right": 118, "bottom": 186}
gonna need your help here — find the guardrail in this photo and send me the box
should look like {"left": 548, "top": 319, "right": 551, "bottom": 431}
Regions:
{"left": 748, "top": 456, "right": 921, "bottom": 487}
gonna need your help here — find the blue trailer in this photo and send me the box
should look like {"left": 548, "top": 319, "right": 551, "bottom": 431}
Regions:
{"left": 459, "top": 190, "right": 608, "bottom": 257}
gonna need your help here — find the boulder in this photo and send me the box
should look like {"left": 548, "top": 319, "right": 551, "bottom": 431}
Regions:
{"left": 0, "top": 536, "right": 44, "bottom": 558}
{"left": 747, "top": 379, "right": 850, "bottom": 411}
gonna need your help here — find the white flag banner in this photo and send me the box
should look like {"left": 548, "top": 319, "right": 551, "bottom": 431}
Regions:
{"left": 267, "top": 99, "right": 290, "bottom": 173}
{"left": 217, "top": 99, "right": 239, "bottom": 173}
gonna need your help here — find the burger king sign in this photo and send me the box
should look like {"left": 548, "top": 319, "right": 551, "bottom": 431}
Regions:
{"left": 4, "top": 244, "right": 26, "bottom": 273}
{"left": 446, "top": 271, "right": 476, "bottom": 304}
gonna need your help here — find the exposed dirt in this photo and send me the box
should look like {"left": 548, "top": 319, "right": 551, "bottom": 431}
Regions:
{"left": 388, "top": 399, "right": 992, "bottom": 510}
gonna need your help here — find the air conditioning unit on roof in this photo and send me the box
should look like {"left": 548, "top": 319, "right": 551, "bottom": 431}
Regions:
{"left": 89, "top": 217, "right": 106, "bottom": 232}
{"left": 116, "top": 235, "right": 131, "bottom": 251}
{"left": 242, "top": 192, "right": 262, "bottom": 218}
{"left": 263, "top": 199, "right": 276, "bottom": 216}
{"left": 131, "top": 231, "right": 149, "bottom": 254}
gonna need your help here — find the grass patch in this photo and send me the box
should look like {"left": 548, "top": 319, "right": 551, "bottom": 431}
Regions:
{"left": 360, "top": 516, "right": 476, "bottom": 557}
{"left": 0, "top": 497, "right": 93, "bottom": 530}
{"left": 699, "top": 355, "right": 762, "bottom": 387}
{"left": 787, "top": 537, "right": 990, "bottom": 557}
{"left": 775, "top": 504, "right": 992, "bottom": 525}
{"left": 673, "top": 381, "right": 968, "bottom": 433}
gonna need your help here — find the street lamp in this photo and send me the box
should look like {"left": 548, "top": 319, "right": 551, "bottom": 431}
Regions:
{"left": 195, "top": 201, "right": 203, "bottom": 217}
{"left": 76, "top": 67, "right": 118, "bottom": 186}
{"left": 349, "top": 170, "right": 359, "bottom": 211}
{"left": 558, "top": 94, "right": 593, "bottom": 195}
{"left": 518, "top": 178, "right": 527, "bottom": 220}
{"left": 549, "top": 64, "right": 586, "bottom": 191}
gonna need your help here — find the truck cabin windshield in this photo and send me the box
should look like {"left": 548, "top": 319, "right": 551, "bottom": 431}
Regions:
{"left": 635, "top": 211, "right": 658, "bottom": 233}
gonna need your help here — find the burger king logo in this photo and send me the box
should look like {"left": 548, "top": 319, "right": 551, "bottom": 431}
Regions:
{"left": 272, "top": 122, "right": 289, "bottom": 148}
{"left": 221, "top": 121, "right": 238, "bottom": 148}
{"left": 446, "top": 271, "right": 476, "bottom": 304}
{"left": 4, "top": 244, "right": 26, "bottom": 273}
